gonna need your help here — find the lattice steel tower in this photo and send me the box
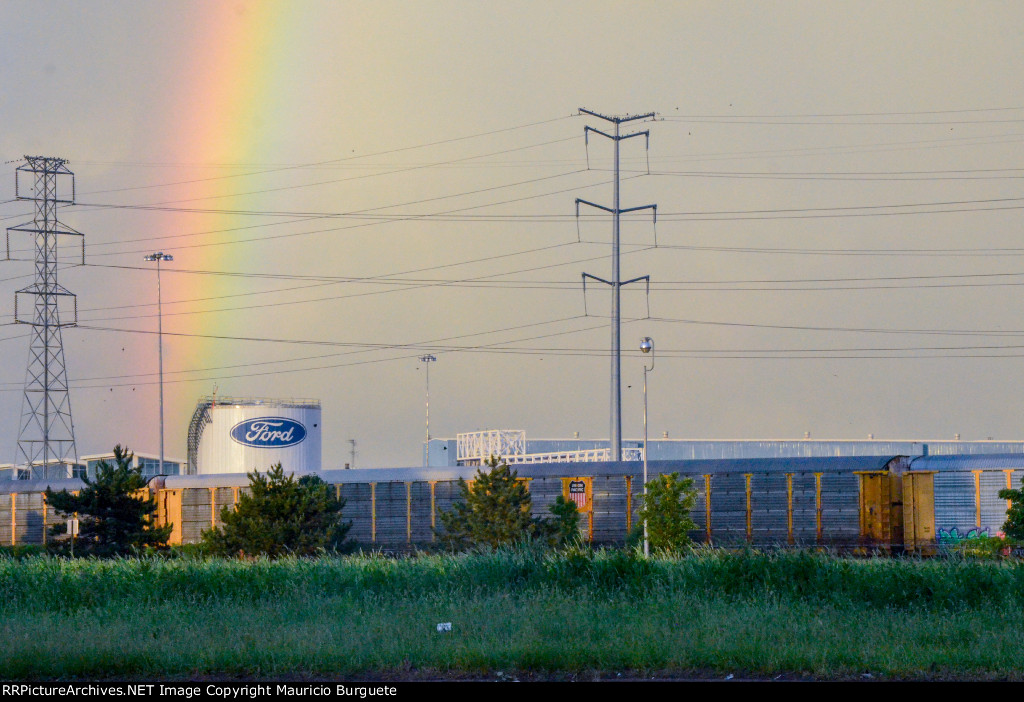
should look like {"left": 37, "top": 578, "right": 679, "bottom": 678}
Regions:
{"left": 6, "top": 157, "right": 84, "bottom": 479}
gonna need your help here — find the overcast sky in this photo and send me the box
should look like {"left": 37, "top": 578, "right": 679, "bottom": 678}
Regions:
{"left": 2, "top": 1, "right": 1024, "bottom": 468}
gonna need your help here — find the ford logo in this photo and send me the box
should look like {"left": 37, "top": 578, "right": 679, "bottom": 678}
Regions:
{"left": 230, "top": 417, "right": 307, "bottom": 448}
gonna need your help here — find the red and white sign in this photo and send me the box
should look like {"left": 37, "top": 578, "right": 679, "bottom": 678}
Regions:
{"left": 568, "top": 480, "right": 587, "bottom": 510}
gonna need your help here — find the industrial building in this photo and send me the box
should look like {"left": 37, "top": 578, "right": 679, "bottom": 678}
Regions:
{"left": 0, "top": 460, "right": 84, "bottom": 482}
{"left": 80, "top": 452, "right": 183, "bottom": 480}
{"left": 426, "top": 429, "right": 1024, "bottom": 467}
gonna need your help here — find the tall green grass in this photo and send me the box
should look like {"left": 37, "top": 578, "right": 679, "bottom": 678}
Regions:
{"left": 2, "top": 548, "right": 1022, "bottom": 613}
{"left": 4, "top": 549, "right": 1023, "bottom": 679}
{"left": 4, "top": 587, "right": 1024, "bottom": 679}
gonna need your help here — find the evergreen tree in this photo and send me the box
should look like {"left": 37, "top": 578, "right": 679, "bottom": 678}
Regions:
{"left": 540, "top": 495, "right": 582, "bottom": 547}
{"left": 438, "top": 455, "right": 536, "bottom": 549}
{"left": 201, "top": 464, "right": 350, "bottom": 557}
{"left": 45, "top": 445, "right": 171, "bottom": 556}
{"left": 636, "top": 472, "right": 698, "bottom": 552}
{"left": 438, "top": 455, "right": 582, "bottom": 549}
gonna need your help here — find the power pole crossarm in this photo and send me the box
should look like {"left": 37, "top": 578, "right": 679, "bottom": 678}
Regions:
{"left": 587, "top": 126, "right": 650, "bottom": 144}
{"left": 579, "top": 108, "right": 655, "bottom": 124}
{"left": 576, "top": 198, "right": 614, "bottom": 215}
{"left": 620, "top": 204, "right": 656, "bottom": 218}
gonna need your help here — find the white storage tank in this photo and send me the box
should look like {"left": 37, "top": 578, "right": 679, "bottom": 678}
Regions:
{"left": 187, "top": 396, "right": 322, "bottom": 475}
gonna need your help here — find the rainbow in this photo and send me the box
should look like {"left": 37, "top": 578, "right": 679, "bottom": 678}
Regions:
{"left": 147, "top": 2, "right": 298, "bottom": 386}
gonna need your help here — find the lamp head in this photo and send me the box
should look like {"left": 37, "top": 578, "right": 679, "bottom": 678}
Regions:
{"left": 640, "top": 337, "right": 653, "bottom": 354}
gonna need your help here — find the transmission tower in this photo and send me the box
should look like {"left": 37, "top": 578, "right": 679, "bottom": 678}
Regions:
{"left": 576, "top": 109, "right": 656, "bottom": 462}
{"left": 6, "top": 156, "right": 84, "bottom": 479}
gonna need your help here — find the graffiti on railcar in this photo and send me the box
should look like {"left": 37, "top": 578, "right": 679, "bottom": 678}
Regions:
{"left": 937, "top": 526, "right": 990, "bottom": 545}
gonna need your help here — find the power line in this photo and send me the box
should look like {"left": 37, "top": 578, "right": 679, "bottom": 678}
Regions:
{"left": 76, "top": 245, "right": 650, "bottom": 323}
{"left": 70, "top": 135, "right": 583, "bottom": 211}
{"left": 642, "top": 315, "right": 1024, "bottom": 337}
{"left": 73, "top": 114, "right": 578, "bottom": 196}
{"left": 67, "top": 173, "right": 635, "bottom": 260}
{"left": 661, "top": 116, "right": 1024, "bottom": 125}
{"left": 640, "top": 132, "right": 1024, "bottom": 166}
{"left": 13, "top": 249, "right": 1024, "bottom": 326}
{"left": 0, "top": 315, "right": 589, "bottom": 387}
{"left": 648, "top": 168, "right": 1024, "bottom": 182}
{"left": 651, "top": 244, "right": 1024, "bottom": 258}
{"left": 0, "top": 259, "right": 1021, "bottom": 327}
{"left": 59, "top": 194, "right": 1024, "bottom": 224}
{"left": 1, "top": 241, "right": 600, "bottom": 324}
{"left": 59, "top": 316, "right": 614, "bottom": 389}
{"left": 19, "top": 324, "right": 1024, "bottom": 394}
{"left": 666, "top": 106, "right": 1024, "bottom": 118}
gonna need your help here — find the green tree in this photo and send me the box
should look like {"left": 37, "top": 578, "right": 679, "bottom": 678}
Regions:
{"left": 998, "top": 477, "right": 1024, "bottom": 540}
{"left": 45, "top": 445, "right": 171, "bottom": 556}
{"left": 636, "top": 471, "right": 698, "bottom": 552}
{"left": 438, "top": 456, "right": 582, "bottom": 549}
{"left": 201, "top": 464, "right": 351, "bottom": 557}
{"left": 439, "top": 456, "right": 535, "bottom": 549}
{"left": 540, "top": 495, "right": 582, "bottom": 547}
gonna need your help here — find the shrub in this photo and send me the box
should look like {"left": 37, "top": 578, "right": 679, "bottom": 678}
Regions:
{"left": 44, "top": 445, "right": 171, "bottom": 556}
{"left": 438, "top": 455, "right": 581, "bottom": 549}
{"left": 999, "top": 477, "right": 1024, "bottom": 541}
{"left": 636, "top": 472, "right": 698, "bottom": 552}
{"left": 438, "top": 456, "right": 534, "bottom": 549}
{"left": 201, "top": 464, "right": 350, "bottom": 557}
{"left": 542, "top": 495, "right": 582, "bottom": 547}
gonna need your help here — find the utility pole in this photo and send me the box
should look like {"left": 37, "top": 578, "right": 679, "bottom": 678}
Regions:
{"left": 7, "top": 157, "right": 83, "bottom": 479}
{"left": 577, "top": 109, "right": 656, "bottom": 462}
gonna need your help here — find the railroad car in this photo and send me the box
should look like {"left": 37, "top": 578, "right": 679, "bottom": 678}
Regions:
{"left": 3, "top": 453, "right": 1022, "bottom": 552}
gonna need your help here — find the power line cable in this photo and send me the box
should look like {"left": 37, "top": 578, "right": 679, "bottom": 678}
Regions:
{"left": 651, "top": 244, "right": 1024, "bottom": 258}
{"left": 641, "top": 315, "right": 1024, "bottom": 337}
{"left": 61, "top": 317, "right": 614, "bottom": 389}
{"left": 666, "top": 106, "right": 1024, "bottom": 118}
{"left": 647, "top": 168, "right": 1024, "bottom": 182}
{"left": 63, "top": 194, "right": 1024, "bottom": 224}
{"left": 69, "top": 135, "right": 582, "bottom": 211}
{"left": 641, "top": 132, "right": 1024, "bottom": 166}
{"left": 661, "top": 116, "right": 1024, "bottom": 125}
{"left": 73, "top": 174, "right": 636, "bottom": 260}
{"left": 0, "top": 314, "right": 591, "bottom": 387}
{"left": 73, "top": 115, "right": 578, "bottom": 196}
{"left": 77, "top": 245, "right": 650, "bottom": 323}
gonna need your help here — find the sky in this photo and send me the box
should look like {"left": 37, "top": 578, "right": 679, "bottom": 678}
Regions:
{"left": 2, "top": 0, "right": 1024, "bottom": 468}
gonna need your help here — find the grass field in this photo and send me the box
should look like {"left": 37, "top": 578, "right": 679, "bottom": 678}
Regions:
{"left": 3, "top": 548, "right": 1024, "bottom": 680}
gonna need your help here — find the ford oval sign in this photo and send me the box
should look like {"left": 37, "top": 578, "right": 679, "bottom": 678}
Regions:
{"left": 230, "top": 417, "right": 307, "bottom": 448}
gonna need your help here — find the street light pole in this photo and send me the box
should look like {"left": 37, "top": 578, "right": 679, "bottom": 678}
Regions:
{"left": 640, "top": 336, "right": 654, "bottom": 558}
{"left": 144, "top": 252, "right": 173, "bottom": 476}
{"left": 419, "top": 354, "right": 436, "bottom": 443}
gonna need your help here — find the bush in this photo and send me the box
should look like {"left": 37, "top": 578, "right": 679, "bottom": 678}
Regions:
{"left": 636, "top": 472, "right": 698, "bottom": 552}
{"left": 999, "top": 477, "right": 1024, "bottom": 540}
{"left": 438, "top": 456, "right": 534, "bottom": 549}
{"left": 949, "top": 534, "right": 1014, "bottom": 559}
{"left": 0, "top": 544, "right": 45, "bottom": 559}
{"left": 44, "top": 445, "right": 171, "bottom": 556}
{"left": 438, "top": 456, "right": 581, "bottom": 549}
{"left": 542, "top": 495, "right": 582, "bottom": 547}
{"left": 201, "top": 464, "right": 351, "bottom": 557}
